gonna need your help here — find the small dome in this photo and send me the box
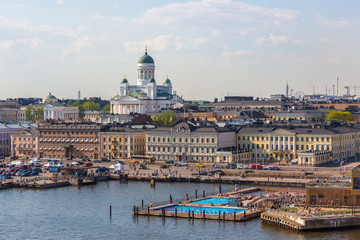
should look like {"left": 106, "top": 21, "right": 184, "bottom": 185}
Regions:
{"left": 138, "top": 48, "right": 154, "bottom": 64}
{"left": 148, "top": 76, "right": 156, "bottom": 83}
{"left": 121, "top": 77, "right": 128, "bottom": 84}
{"left": 45, "top": 92, "right": 56, "bottom": 99}
{"left": 164, "top": 77, "right": 171, "bottom": 84}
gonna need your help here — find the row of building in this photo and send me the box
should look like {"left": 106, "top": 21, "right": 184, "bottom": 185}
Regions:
{"left": 8, "top": 120, "right": 360, "bottom": 166}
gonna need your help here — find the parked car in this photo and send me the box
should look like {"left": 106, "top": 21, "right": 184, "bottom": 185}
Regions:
{"left": 174, "top": 162, "right": 187, "bottom": 167}
{"left": 263, "top": 166, "right": 270, "bottom": 170}
{"left": 251, "top": 164, "right": 263, "bottom": 170}
{"left": 225, "top": 163, "right": 237, "bottom": 169}
{"left": 272, "top": 166, "right": 281, "bottom": 171}
{"left": 83, "top": 162, "right": 93, "bottom": 167}
{"left": 237, "top": 165, "right": 245, "bottom": 169}
{"left": 101, "top": 158, "right": 111, "bottom": 162}
{"left": 139, "top": 164, "right": 148, "bottom": 170}
{"left": 166, "top": 160, "right": 174, "bottom": 164}
{"left": 160, "top": 164, "right": 168, "bottom": 169}
{"left": 212, "top": 164, "right": 223, "bottom": 168}
{"left": 92, "top": 159, "right": 101, "bottom": 163}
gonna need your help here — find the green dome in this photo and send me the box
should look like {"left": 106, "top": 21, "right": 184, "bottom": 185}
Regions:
{"left": 45, "top": 92, "right": 56, "bottom": 99}
{"left": 148, "top": 76, "right": 156, "bottom": 83}
{"left": 121, "top": 77, "right": 128, "bottom": 84}
{"left": 164, "top": 78, "right": 171, "bottom": 84}
{"left": 138, "top": 51, "right": 154, "bottom": 64}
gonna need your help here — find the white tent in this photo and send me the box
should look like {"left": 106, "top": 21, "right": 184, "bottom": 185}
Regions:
{"left": 109, "top": 163, "right": 124, "bottom": 170}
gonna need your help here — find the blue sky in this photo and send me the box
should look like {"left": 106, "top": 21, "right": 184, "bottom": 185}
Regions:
{"left": 0, "top": 0, "right": 359, "bottom": 100}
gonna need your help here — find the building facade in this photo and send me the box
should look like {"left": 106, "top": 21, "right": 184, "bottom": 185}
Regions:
{"left": 100, "top": 126, "right": 146, "bottom": 159}
{"left": 0, "top": 123, "right": 38, "bottom": 158}
{"left": 146, "top": 122, "right": 236, "bottom": 162}
{"left": 236, "top": 126, "right": 360, "bottom": 165}
{"left": 10, "top": 129, "right": 38, "bottom": 159}
{"left": 37, "top": 122, "right": 101, "bottom": 159}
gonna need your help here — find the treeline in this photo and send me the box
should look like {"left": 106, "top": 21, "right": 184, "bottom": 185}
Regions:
{"left": 66, "top": 101, "right": 110, "bottom": 118}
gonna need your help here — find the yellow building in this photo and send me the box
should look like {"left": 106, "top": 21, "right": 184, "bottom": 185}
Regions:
{"left": 100, "top": 127, "right": 146, "bottom": 159}
{"left": 236, "top": 126, "right": 360, "bottom": 165}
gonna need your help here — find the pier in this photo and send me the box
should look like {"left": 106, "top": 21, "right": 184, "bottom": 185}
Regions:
{"left": 261, "top": 208, "right": 360, "bottom": 231}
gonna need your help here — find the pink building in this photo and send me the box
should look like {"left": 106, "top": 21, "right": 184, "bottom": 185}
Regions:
{"left": 10, "top": 129, "right": 38, "bottom": 159}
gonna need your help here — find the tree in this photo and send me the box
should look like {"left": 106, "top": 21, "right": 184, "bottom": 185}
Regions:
{"left": 153, "top": 111, "right": 178, "bottom": 126}
{"left": 82, "top": 101, "right": 101, "bottom": 111}
{"left": 102, "top": 104, "right": 110, "bottom": 111}
{"left": 25, "top": 106, "right": 44, "bottom": 121}
{"left": 326, "top": 110, "right": 354, "bottom": 122}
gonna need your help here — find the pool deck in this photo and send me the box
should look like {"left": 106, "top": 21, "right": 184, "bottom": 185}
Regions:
{"left": 133, "top": 187, "right": 265, "bottom": 222}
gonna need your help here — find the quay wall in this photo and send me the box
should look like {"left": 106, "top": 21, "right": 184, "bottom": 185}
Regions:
{"left": 111, "top": 175, "right": 306, "bottom": 188}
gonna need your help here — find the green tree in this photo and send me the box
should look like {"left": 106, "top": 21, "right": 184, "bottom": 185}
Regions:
{"left": 153, "top": 111, "right": 178, "bottom": 126}
{"left": 102, "top": 104, "right": 110, "bottom": 111}
{"left": 25, "top": 106, "right": 44, "bottom": 121}
{"left": 25, "top": 106, "right": 34, "bottom": 121}
{"left": 326, "top": 110, "right": 354, "bottom": 122}
{"left": 82, "top": 101, "right": 101, "bottom": 111}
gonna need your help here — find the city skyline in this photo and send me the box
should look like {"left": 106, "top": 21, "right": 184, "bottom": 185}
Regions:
{"left": 0, "top": 0, "right": 359, "bottom": 100}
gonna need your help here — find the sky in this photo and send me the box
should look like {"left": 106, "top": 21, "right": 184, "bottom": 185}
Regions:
{"left": 0, "top": 0, "right": 359, "bottom": 101}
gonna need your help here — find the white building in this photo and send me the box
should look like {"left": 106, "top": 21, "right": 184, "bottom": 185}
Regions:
{"left": 110, "top": 48, "right": 182, "bottom": 115}
{"left": 23, "top": 93, "right": 79, "bottom": 121}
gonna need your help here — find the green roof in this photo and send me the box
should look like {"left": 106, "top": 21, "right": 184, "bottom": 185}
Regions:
{"left": 164, "top": 78, "right": 171, "bottom": 84}
{"left": 45, "top": 92, "right": 56, "bottom": 99}
{"left": 121, "top": 77, "right": 128, "bottom": 84}
{"left": 130, "top": 92, "right": 147, "bottom": 99}
{"left": 138, "top": 51, "right": 154, "bottom": 64}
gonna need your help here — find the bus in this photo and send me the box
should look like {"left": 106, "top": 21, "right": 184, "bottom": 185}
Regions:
{"left": 130, "top": 155, "right": 155, "bottom": 164}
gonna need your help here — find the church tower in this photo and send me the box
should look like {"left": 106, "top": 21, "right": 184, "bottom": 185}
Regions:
{"left": 137, "top": 46, "right": 155, "bottom": 86}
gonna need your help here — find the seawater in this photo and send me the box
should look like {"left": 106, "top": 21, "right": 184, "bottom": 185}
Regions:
{"left": 1, "top": 181, "right": 360, "bottom": 240}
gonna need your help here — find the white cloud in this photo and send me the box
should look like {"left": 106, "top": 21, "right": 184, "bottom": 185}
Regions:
{"left": 134, "top": 0, "right": 298, "bottom": 27}
{"left": 124, "top": 34, "right": 211, "bottom": 52}
{"left": 0, "top": 16, "right": 84, "bottom": 37}
{"left": 91, "top": 14, "right": 105, "bottom": 20}
{"left": 221, "top": 49, "right": 253, "bottom": 60}
{"left": 0, "top": 37, "right": 42, "bottom": 52}
{"left": 112, "top": 17, "right": 127, "bottom": 24}
{"left": 62, "top": 34, "right": 113, "bottom": 57}
{"left": 256, "top": 33, "right": 291, "bottom": 46}
{"left": 80, "top": 55, "right": 113, "bottom": 64}
{"left": 318, "top": 37, "right": 330, "bottom": 43}
{"left": 0, "top": 40, "right": 14, "bottom": 51}
{"left": 317, "top": 15, "right": 349, "bottom": 28}
{"left": 56, "top": 0, "right": 64, "bottom": 5}
{"left": 211, "top": 30, "right": 221, "bottom": 37}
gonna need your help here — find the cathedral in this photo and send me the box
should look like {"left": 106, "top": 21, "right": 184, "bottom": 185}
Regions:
{"left": 110, "top": 48, "right": 182, "bottom": 114}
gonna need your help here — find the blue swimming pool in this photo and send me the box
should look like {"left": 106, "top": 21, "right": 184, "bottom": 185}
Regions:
{"left": 161, "top": 205, "right": 246, "bottom": 215}
{"left": 192, "top": 197, "right": 228, "bottom": 205}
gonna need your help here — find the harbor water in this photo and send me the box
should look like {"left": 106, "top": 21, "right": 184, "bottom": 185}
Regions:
{"left": 1, "top": 181, "right": 360, "bottom": 240}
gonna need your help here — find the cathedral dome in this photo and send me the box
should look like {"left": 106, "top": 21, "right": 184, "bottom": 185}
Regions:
{"left": 138, "top": 49, "right": 154, "bottom": 64}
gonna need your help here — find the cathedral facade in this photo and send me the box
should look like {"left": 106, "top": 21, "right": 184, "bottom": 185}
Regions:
{"left": 110, "top": 48, "right": 182, "bottom": 115}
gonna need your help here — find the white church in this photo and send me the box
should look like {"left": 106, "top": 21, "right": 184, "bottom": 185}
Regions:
{"left": 110, "top": 48, "right": 182, "bottom": 115}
